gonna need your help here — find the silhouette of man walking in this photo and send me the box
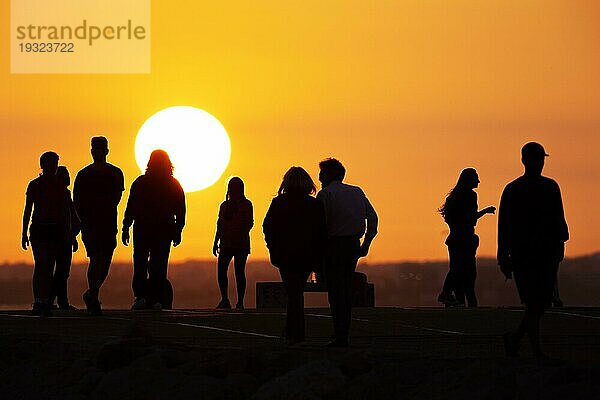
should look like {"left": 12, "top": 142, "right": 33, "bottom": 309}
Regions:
{"left": 498, "top": 142, "right": 569, "bottom": 359}
{"left": 74, "top": 137, "right": 124, "bottom": 315}
{"left": 317, "top": 158, "right": 378, "bottom": 347}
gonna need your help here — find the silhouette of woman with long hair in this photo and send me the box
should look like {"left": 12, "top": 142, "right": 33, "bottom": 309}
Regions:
{"left": 122, "top": 150, "right": 186, "bottom": 311}
{"left": 48, "top": 166, "right": 80, "bottom": 310}
{"left": 213, "top": 177, "right": 253, "bottom": 310}
{"left": 22, "top": 152, "right": 71, "bottom": 316}
{"left": 263, "top": 167, "right": 326, "bottom": 345}
{"left": 438, "top": 168, "right": 495, "bottom": 307}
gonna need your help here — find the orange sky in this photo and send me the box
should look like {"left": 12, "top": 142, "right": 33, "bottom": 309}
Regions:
{"left": 1, "top": 1, "right": 599, "bottom": 264}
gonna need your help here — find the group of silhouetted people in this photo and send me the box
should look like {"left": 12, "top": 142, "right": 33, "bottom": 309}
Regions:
{"left": 213, "top": 159, "right": 378, "bottom": 347}
{"left": 22, "top": 137, "right": 184, "bottom": 316}
{"left": 438, "top": 142, "right": 569, "bottom": 359}
{"left": 22, "top": 136, "right": 567, "bottom": 357}
{"left": 21, "top": 137, "right": 379, "bottom": 348}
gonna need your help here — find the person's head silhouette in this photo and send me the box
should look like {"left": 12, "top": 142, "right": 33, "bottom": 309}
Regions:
{"left": 57, "top": 166, "right": 70, "bottom": 187}
{"left": 521, "top": 142, "right": 548, "bottom": 176}
{"left": 319, "top": 158, "right": 345, "bottom": 188}
{"left": 91, "top": 136, "right": 109, "bottom": 163}
{"left": 146, "top": 149, "right": 174, "bottom": 177}
{"left": 457, "top": 167, "right": 480, "bottom": 190}
{"left": 278, "top": 167, "right": 316, "bottom": 196}
{"left": 40, "top": 152, "right": 59, "bottom": 176}
{"left": 226, "top": 176, "right": 245, "bottom": 201}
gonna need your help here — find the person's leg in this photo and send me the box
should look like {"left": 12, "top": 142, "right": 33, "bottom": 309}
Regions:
{"left": 280, "top": 267, "right": 310, "bottom": 343}
{"left": 325, "top": 241, "right": 344, "bottom": 341}
{"left": 527, "top": 306, "right": 544, "bottom": 356}
{"left": 340, "top": 239, "right": 360, "bottom": 341}
{"left": 452, "top": 246, "right": 467, "bottom": 305}
{"left": 147, "top": 239, "right": 171, "bottom": 307}
{"left": 132, "top": 238, "right": 150, "bottom": 302}
{"left": 54, "top": 242, "right": 73, "bottom": 307}
{"left": 233, "top": 252, "right": 248, "bottom": 307}
{"left": 440, "top": 245, "right": 459, "bottom": 305}
{"left": 31, "top": 240, "right": 56, "bottom": 302}
{"left": 463, "top": 244, "right": 478, "bottom": 307}
{"left": 279, "top": 267, "right": 292, "bottom": 340}
{"left": 87, "top": 252, "right": 113, "bottom": 299}
{"left": 325, "top": 238, "right": 359, "bottom": 345}
{"left": 217, "top": 251, "right": 234, "bottom": 306}
{"left": 464, "top": 266, "right": 478, "bottom": 307}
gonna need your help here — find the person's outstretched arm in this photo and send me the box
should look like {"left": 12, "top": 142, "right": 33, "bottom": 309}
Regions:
{"left": 476, "top": 206, "right": 496, "bottom": 219}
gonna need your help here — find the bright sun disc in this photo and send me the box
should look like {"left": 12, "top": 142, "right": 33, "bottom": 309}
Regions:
{"left": 135, "top": 106, "right": 231, "bottom": 192}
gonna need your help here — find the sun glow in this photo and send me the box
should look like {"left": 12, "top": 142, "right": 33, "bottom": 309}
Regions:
{"left": 135, "top": 106, "right": 231, "bottom": 192}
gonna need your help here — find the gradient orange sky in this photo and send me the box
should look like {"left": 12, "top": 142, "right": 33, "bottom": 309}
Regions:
{"left": 2, "top": 1, "right": 599, "bottom": 264}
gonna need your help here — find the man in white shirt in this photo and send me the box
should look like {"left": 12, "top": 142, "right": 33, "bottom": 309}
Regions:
{"left": 317, "top": 158, "right": 378, "bottom": 347}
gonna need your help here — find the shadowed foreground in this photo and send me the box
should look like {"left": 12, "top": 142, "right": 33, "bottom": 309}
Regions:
{"left": 1, "top": 307, "right": 599, "bottom": 399}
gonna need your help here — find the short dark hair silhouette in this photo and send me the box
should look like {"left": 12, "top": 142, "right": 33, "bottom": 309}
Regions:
{"left": 91, "top": 136, "right": 108, "bottom": 149}
{"left": 146, "top": 149, "right": 174, "bottom": 176}
{"left": 91, "top": 136, "right": 109, "bottom": 163}
{"left": 319, "top": 158, "right": 345, "bottom": 181}
{"left": 278, "top": 167, "right": 316, "bottom": 196}
{"left": 40, "top": 152, "right": 59, "bottom": 172}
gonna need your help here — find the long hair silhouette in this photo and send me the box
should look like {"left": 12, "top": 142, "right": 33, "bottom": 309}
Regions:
{"left": 146, "top": 150, "right": 174, "bottom": 177}
{"left": 278, "top": 167, "right": 316, "bottom": 196}
{"left": 226, "top": 177, "right": 246, "bottom": 201}
{"left": 439, "top": 167, "right": 478, "bottom": 219}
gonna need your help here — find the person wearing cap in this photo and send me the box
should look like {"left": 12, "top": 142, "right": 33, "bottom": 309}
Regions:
{"left": 74, "top": 136, "right": 125, "bottom": 316}
{"left": 498, "top": 142, "right": 569, "bottom": 359}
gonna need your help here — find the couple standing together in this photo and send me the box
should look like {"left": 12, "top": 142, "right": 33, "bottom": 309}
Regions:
{"left": 262, "top": 159, "right": 378, "bottom": 347}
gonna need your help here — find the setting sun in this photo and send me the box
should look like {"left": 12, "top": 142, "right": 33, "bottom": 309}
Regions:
{"left": 134, "top": 106, "right": 231, "bottom": 192}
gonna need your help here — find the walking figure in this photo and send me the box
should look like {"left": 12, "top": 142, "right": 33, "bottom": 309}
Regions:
{"left": 48, "top": 166, "right": 80, "bottom": 310}
{"left": 438, "top": 168, "right": 495, "bottom": 307}
{"left": 122, "top": 150, "right": 186, "bottom": 311}
{"left": 74, "top": 136, "right": 124, "bottom": 316}
{"left": 22, "top": 152, "right": 73, "bottom": 316}
{"left": 317, "top": 158, "right": 378, "bottom": 347}
{"left": 263, "top": 167, "right": 327, "bottom": 345}
{"left": 498, "top": 142, "right": 569, "bottom": 359}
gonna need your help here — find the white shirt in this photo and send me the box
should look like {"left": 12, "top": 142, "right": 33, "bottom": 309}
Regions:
{"left": 317, "top": 181, "right": 378, "bottom": 240}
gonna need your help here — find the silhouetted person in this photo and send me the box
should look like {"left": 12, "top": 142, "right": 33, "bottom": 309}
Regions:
{"left": 213, "top": 177, "right": 253, "bottom": 309}
{"left": 48, "top": 166, "right": 80, "bottom": 310}
{"left": 74, "top": 136, "right": 124, "bottom": 315}
{"left": 122, "top": 150, "right": 186, "bottom": 311}
{"left": 21, "top": 152, "right": 68, "bottom": 316}
{"left": 438, "top": 168, "right": 495, "bottom": 307}
{"left": 263, "top": 167, "right": 327, "bottom": 345}
{"left": 498, "top": 142, "right": 569, "bottom": 359}
{"left": 317, "top": 158, "right": 378, "bottom": 347}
